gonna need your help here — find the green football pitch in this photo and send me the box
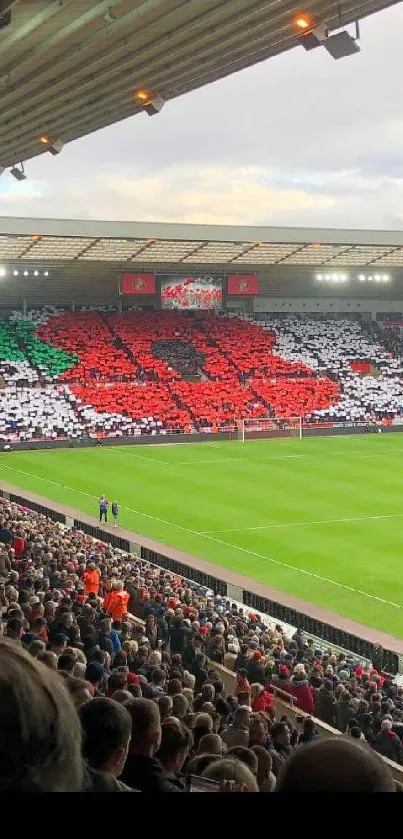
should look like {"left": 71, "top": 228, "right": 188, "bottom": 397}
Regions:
{"left": 1, "top": 434, "right": 403, "bottom": 638}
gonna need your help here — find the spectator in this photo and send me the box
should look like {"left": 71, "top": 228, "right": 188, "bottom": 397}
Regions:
{"left": 121, "top": 698, "right": 183, "bottom": 792}
{"left": 201, "top": 758, "right": 259, "bottom": 792}
{"left": 197, "top": 733, "right": 223, "bottom": 756}
{"left": 270, "top": 722, "right": 293, "bottom": 775}
{"left": 250, "top": 682, "right": 273, "bottom": 713}
{"left": 79, "top": 697, "right": 135, "bottom": 791}
{"left": 156, "top": 720, "right": 192, "bottom": 789}
{"left": 251, "top": 745, "right": 276, "bottom": 792}
{"left": 0, "top": 636, "right": 83, "bottom": 791}
{"left": 374, "top": 718, "right": 403, "bottom": 764}
{"left": 298, "top": 716, "right": 320, "bottom": 745}
{"left": 221, "top": 707, "right": 250, "bottom": 749}
{"left": 291, "top": 669, "right": 315, "bottom": 715}
{"left": 226, "top": 746, "right": 258, "bottom": 777}
{"left": 315, "top": 678, "right": 337, "bottom": 727}
{"left": 277, "top": 738, "right": 395, "bottom": 793}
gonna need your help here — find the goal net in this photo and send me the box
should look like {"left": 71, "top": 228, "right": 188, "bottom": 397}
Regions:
{"left": 239, "top": 416, "right": 302, "bottom": 442}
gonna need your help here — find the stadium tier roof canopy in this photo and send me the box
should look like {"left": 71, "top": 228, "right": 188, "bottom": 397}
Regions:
{"left": 2, "top": 217, "right": 403, "bottom": 269}
{"left": 0, "top": 0, "right": 399, "bottom": 171}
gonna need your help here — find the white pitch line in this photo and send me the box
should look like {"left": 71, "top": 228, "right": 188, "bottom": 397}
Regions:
{"left": 0, "top": 461, "right": 402, "bottom": 612}
{"left": 203, "top": 512, "right": 403, "bottom": 534}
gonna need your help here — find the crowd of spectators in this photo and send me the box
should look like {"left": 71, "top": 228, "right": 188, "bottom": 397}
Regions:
{"left": 1, "top": 308, "right": 403, "bottom": 443}
{"left": 0, "top": 495, "right": 400, "bottom": 792}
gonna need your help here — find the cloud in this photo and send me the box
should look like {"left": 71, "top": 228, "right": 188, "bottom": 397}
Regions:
{"left": 1, "top": 5, "right": 403, "bottom": 228}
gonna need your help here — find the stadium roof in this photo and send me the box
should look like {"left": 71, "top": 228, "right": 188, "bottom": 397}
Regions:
{"left": 0, "top": 0, "right": 399, "bottom": 170}
{"left": 2, "top": 216, "right": 403, "bottom": 267}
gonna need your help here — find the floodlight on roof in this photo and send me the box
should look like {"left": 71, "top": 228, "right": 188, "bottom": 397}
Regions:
{"left": 135, "top": 90, "right": 149, "bottom": 101}
{"left": 47, "top": 138, "right": 64, "bottom": 156}
{"left": 10, "top": 163, "right": 26, "bottom": 181}
{"left": 293, "top": 14, "right": 361, "bottom": 59}
{"left": 0, "top": 267, "right": 6, "bottom": 278}
{"left": 141, "top": 93, "right": 166, "bottom": 116}
{"left": 324, "top": 30, "right": 360, "bottom": 59}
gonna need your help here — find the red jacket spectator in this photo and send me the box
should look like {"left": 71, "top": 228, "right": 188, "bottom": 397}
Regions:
{"left": 13, "top": 534, "right": 25, "bottom": 558}
{"left": 251, "top": 686, "right": 273, "bottom": 713}
{"left": 291, "top": 674, "right": 315, "bottom": 715}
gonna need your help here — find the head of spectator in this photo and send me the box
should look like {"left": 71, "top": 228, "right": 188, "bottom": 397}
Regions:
{"left": 251, "top": 745, "right": 276, "bottom": 792}
{"left": 79, "top": 697, "right": 132, "bottom": 777}
{"left": 249, "top": 713, "right": 269, "bottom": 747}
{"left": 28, "top": 639, "right": 46, "bottom": 658}
{"left": 186, "top": 754, "right": 221, "bottom": 776}
{"left": 0, "top": 636, "right": 83, "bottom": 791}
{"left": 157, "top": 694, "right": 173, "bottom": 721}
{"left": 156, "top": 719, "right": 192, "bottom": 775}
{"left": 193, "top": 712, "right": 214, "bottom": 750}
{"left": 126, "top": 698, "right": 162, "bottom": 757}
{"left": 112, "top": 689, "right": 134, "bottom": 705}
{"left": 201, "top": 758, "right": 259, "bottom": 792}
{"left": 38, "top": 649, "right": 58, "bottom": 670}
{"left": 271, "top": 721, "right": 291, "bottom": 750}
{"left": 197, "top": 733, "right": 223, "bottom": 756}
{"left": 58, "top": 652, "right": 77, "bottom": 674}
{"left": 63, "top": 675, "right": 93, "bottom": 709}
{"left": 167, "top": 678, "right": 182, "bottom": 696}
{"left": 51, "top": 633, "right": 68, "bottom": 656}
{"left": 107, "top": 671, "right": 128, "bottom": 696}
{"left": 172, "top": 693, "right": 189, "bottom": 721}
{"left": 85, "top": 661, "right": 105, "bottom": 691}
{"left": 227, "top": 746, "right": 258, "bottom": 777}
{"left": 6, "top": 617, "right": 23, "bottom": 641}
{"left": 277, "top": 738, "right": 395, "bottom": 793}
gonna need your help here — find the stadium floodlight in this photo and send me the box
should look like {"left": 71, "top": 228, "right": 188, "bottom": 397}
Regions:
{"left": 23, "top": 270, "right": 29, "bottom": 277}
{"left": 13, "top": 270, "right": 18, "bottom": 276}
{"left": 135, "top": 91, "right": 166, "bottom": 116}
{"left": 0, "top": 267, "right": 6, "bottom": 278}
{"left": 358, "top": 274, "right": 366, "bottom": 281}
{"left": 33, "top": 270, "right": 39, "bottom": 276}
{"left": 316, "top": 273, "right": 323, "bottom": 281}
{"left": 382, "top": 274, "right": 390, "bottom": 282}
{"left": 48, "top": 138, "right": 64, "bottom": 156}
{"left": 10, "top": 163, "right": 26, "bottom": 181}
{"left": 44, "top": 270, "right": 49, "bottom": 276}
{"left": 293, "top": 13, "right": 360, "bottom": 59}
{"left": 324, "top": 30, "right": 360, "bottom": 59}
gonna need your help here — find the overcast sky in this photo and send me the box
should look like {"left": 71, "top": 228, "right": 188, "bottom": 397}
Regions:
{"left": 1, "top": 4, "right": 403, "bottom": 230}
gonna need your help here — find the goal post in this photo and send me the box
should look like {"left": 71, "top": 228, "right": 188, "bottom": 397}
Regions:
{"left": 239, "top": 416, "right": 303, "bottom": 442}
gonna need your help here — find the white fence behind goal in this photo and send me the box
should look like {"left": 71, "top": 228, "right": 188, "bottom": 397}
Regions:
{"left": 240, "top": 416, "right": 302, "bottom": 442}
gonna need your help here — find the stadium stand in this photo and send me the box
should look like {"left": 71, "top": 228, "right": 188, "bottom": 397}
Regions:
{"left": 0, "top": 308, "right": 403, "bottom": 443}
{"left": 0, "top": 494, "right": 401, "bottom": 792}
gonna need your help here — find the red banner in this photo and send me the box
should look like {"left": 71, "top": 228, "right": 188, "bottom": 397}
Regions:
{"left": 383, "top": 320, "right": 403, "bottom": 328}
{"left": 227, "top": 274, "right": 259, "bottom": 295}
{"left": 121, "top": 272, "right": 156, "bottom": 295}
{"left": 350, "top": 361, "right": 371, "bottom": 374}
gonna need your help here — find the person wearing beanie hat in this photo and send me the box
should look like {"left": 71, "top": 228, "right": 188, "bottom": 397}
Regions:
{"left": 85, "top": 662, "right": 105, "bottom": 695}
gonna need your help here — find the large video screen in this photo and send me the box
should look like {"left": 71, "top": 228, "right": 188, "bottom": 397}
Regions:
{"left": 161, "top": 275, "right": 223, "bottom": 310}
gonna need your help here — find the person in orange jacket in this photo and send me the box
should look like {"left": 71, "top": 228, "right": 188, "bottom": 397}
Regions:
{"left": 105, "top": 581, "right": 129, "bottom": 622}
{"left": 83, "top": 562, "right": 100, "bottom": 597}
